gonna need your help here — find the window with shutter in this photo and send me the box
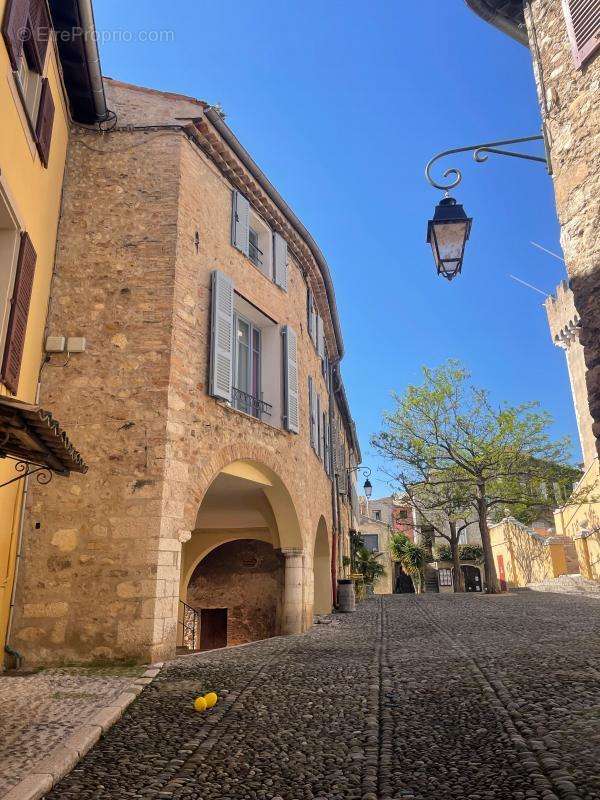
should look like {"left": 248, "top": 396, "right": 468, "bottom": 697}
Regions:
{"left": 2, "top": 0, "right": 29, "bottom": 70}
{"left": 35, "top": 77, "right": 53, "bottom": 167}
{"left": 209, "top": 270, "right": 234, "bottom": 402}
{"left": 307, "top": 288, "right": 315, "bottom": 343}
{"left": 1, "top": 231, "right": 36, "bottom": 394}
{"left": 308, "top": 375, "right": 315, "bottom": 447}
{"left": 316, "top": 393, "right": 323, "bottom": 459}
{"left": 283, "top": 325, "right": 299, "bottom": 433}
{"left": 231, "top": 190, "right": 250, "bottom": 256}
{"left": 273, "top": 232, "right": 288, "bottom": 291}
{"left": 316, "top": 315, "right": 325, "bottom": 359}
{"left": 27, "top": 0, "right": 50, "bottom": 74}
{"left": 562, "top": 0, "right": 600, "bottom": 67}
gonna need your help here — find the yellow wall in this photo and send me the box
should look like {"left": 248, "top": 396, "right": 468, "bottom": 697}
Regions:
{"left": 489, "top": 518, "right": 567, "bottom": 588}
{"left": 554, "top": 459, "right": 600, "bottom": 580}
{"left": 0, "top": 2, "right": 71, "bottom": 658}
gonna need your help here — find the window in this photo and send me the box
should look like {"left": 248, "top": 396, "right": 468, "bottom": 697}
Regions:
{"left": 374, "top": 510, "right": 382, "bottom": 521}
{"left": 397, "top": 509, "right": 408, "bottom": 520}
{"left": 231, "top": 191, "right": 288, "bottom": 289}
{"left": 233, "top": 314, "right": 263, "bottom": 418}
{"left": 0, "top": 186, "right": 36, "bottom": 394}
{"left": 361, "top": 534, "right": 379, "bottom": 553}
{"left": 2, "top": 0, "right": 54, "bottom": 166}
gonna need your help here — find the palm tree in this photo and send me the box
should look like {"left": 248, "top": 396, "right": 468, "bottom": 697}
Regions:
{"left": 390, "top": 532, "right": 427, "bottom": 594}
{"left": 354, "top": 545, "right": 386, "bottom": 587}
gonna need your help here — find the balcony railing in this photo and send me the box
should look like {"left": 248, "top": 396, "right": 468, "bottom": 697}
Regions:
{"left": 233, "top": 386, "right": 272, "bottom": 418}
{"left": 249, "top": 239, "right": 263, "bottom": 267}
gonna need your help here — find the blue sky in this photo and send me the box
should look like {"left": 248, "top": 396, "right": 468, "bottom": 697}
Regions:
{"left": 94, "top": 0, "right": 578, "bottom": 488}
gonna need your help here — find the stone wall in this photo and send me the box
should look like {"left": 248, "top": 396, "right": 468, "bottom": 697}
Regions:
{"left": 524, "top": 1, "right": 600, "bottom": 457}
{"left": 11, "top": 79, "right": 352, "bottom": 665}
{"left": 186, "top": 540, "right": 284, "bottom": 646}
{"left": 545, "top": 281, "right": 596, "bottom": 469}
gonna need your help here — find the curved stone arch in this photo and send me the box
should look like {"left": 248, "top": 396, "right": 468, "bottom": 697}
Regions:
{"left": 312, "top": 515, "right": 332, "bottom": 615}
{"left": 181, "top": 531, "right": 273, "bottom": 594}
{"left": 188, "top": 444, "right": 306, "bottom": 552}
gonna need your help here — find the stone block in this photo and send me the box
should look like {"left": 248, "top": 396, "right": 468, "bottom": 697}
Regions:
{"left": 1, "top": 774, "right": 54, "bottom": 800}
{"left": 86, "top": 706, "right": 123, "bottom": 732}
{"left": 34, "top": 745, "right": 80, "bottom": 780}
{"left": 62, "top": 725, "right": 102, "bottom": 757}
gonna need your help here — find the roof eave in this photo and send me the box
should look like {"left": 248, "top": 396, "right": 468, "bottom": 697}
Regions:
{"left": 464, "top": 0, "right": 529, "bottom": 46}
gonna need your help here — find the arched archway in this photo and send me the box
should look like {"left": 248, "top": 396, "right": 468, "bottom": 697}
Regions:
{"left": 313, "top": 517, "right": 332, "bottom": 616}
{"left": 179, "top": 459, "right": 305, "bottom": 650}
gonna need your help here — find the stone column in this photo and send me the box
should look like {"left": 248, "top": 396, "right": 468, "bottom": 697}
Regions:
{"left": 281, "top": 548, "right": 304, "bottom": 635}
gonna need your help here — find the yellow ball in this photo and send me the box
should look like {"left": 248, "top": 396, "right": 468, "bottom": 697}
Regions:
{"left": 204, "top": 692, "right": 218, "bottom": 709}
{"left": 193, "top": 696, "right": 207, "bottom": 712}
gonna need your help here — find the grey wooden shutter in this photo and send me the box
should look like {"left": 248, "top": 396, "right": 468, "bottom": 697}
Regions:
{"left": 317, "top": 315, "right": 325, "bottom": 358}
{"left": 317, "top": 394, "right": 323, "bottom": 459}
{"left": 308, "top": 376, "right": 314, "bottom": 446}
{"left": 273, "top": 232, "right": 288, "bottom": 291}
{"left": 324, "top": 413, "right": 331, "bottom": 475}
{"left": 2, "top": 0, "right": 29, "bottom": 69}
{"left": 209, "top": 270, "right": 234, "bottom": 402}
{"left": 562, "top": 0, "right": 600, "bottom": 67}
{"left": 231, "top": 190, "right": 249, "bottom": 255}
{"left": 28, "top": 0, "right": 50, "bottom": 73}
{"left": 35, "top": 78, "right": 54, "bottom": 167}
{"left": 307, "top": 288, "right": 314, "bottom": 342}
{"left": 1, "top": 232, "right": 36, "bottom": 394}
{"left": 283, "top": 325, "right": 299, "bottom": 433}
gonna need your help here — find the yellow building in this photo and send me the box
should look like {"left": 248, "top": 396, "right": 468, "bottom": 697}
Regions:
{"left": 489, "top": 517, "right": 578, "bottom": 589}
{"left": 0, "top": 0, "right": 104, "bottom": 665}
{"left": 553, "top": 459, "right": 600, "bottom": 581}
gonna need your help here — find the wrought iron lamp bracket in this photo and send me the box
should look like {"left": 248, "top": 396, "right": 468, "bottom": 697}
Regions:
{"left": 347, "top": 465, "right": 372, "bottom": 479}
{"left": 425, "top": 134, "right": 548, "bottom": 193}
{"left": 0, "top": 457, "right": 54, "bottom": 489}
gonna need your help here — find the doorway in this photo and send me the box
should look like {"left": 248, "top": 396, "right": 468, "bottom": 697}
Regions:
{"left": 200, "top": 608, "right": 228, "bottom": 651}
{"left": 461, "top": 565, "right": 482, "bottom": 592}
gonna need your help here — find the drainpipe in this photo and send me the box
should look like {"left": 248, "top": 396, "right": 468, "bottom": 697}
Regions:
{"left": 76, "top": 0, "right": 109, "bottom": 121}
{"left": 464, "top": 0, "right": 529, "bottom": 47}
{"left": 328, "top": 361, "right": 339, "bottom": 607}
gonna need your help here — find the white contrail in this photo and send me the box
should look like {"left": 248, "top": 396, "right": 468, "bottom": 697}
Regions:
{"left": 509, "top": 274, "right": 549, "bottom": 297}
{"left": 530, "top": 241, "right": 565, "bottom": 263}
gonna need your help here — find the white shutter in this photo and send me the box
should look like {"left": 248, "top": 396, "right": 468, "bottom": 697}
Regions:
{"left": 283, "top": 325, "right": 299, "bottom": 433}
{"left": 273, "top": 232, "right": 288, "bottom": 291}
{"left": 232, "top": 190, "right": 250, "bottom": 255}
{"left": 317, "top": 315, "right": 325, "bottom": 359}
{"left": 317, "top": 394, "right": 323, "bottom": 459}
{"left": 209, "top": 270, "right": 234, "bottom": 402}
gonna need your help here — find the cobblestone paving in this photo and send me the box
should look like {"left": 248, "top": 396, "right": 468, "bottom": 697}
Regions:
{"left": 0, "top": 667, "right": 140, "bottom": 795}
{"left": 46, "top": 593, "right": 600, "bottom": 800}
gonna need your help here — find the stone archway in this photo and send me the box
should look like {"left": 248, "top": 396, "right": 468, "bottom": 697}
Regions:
{"left": 179, "top": 458, "right": 306, "bottom": 649}
{"left": 313, "top": 517, "right": 332, "bottom": 616}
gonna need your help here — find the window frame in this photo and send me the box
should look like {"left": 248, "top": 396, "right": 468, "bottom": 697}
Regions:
{"left": 0, "top": 184, "right": 22, "bottom": 366}
{"left": 232, "top": 311, "right": 263, "bottom": 418}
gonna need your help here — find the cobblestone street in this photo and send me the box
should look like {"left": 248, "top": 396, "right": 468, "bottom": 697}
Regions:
{"left": 46, "top": 593, "right": 600, "bottom": 800}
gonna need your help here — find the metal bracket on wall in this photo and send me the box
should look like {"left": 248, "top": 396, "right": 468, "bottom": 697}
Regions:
{"left": 0, "top": 458, "right": 53, "bottom": 489}
{"left": 426, "top": 133, "right": 548, "bottom": 192}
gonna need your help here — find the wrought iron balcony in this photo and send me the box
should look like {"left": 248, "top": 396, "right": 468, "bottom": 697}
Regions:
{"left": 249, "top": 239, "right": 263, "bottom": 267}
{"left": 232, "top": 386, "right": 272, "bottom": 418}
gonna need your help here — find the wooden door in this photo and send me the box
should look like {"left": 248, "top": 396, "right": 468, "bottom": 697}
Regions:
{"left": 200, "top": 608, "right": 228, "bottom": 651}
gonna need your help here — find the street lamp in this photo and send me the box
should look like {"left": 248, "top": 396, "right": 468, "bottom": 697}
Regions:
{"left": 426, "top": 196, "right": 472, "bottom": 281}
{"left": 363, "top": 478, "right": 373, "bottom": 498}
{"left": 424, "top": 134, "right": 548, "bottom": 280}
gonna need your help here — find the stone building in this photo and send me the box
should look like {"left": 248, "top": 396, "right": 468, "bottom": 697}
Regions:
{"left": 546, "top": 280, "right": 596, "bottom": 471}
{"left": 466, "top": 0, "right": 600, "bottom": 458}
{"left": 10, "top": 78, "right": 360, "bottom": 665}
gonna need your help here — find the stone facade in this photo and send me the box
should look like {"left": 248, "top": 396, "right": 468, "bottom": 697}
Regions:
{"left": 523, "top": 1, "right": 600, "bottom": 457}
{"left": 11, "top": 79, "right": 359, "bottom": 665}
{"left": 545, "top": 280, "right": 597, "bottom": 469}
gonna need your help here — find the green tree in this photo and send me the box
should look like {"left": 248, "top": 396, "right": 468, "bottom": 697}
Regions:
{"left": 372, "top": 361, "right": 573, "bottom": 593}
{"left": 354, "top": 545, "right": 386, "bottom": 586}
{"left": 389, "top": 532, "right": 427, "bottom": 593}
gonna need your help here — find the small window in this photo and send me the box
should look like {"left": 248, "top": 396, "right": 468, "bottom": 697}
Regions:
{"left": 15, "top": 41, "right": 43, "bottom": 126}
{"left": 248, "top": 210, "right": 272, "bottom": 280}
{"left": 361, "top": 534, "right": 379, "bottom": 553}
{"left": 374, "top": 510, "right": 381, "bottom": 521}
{"left": 0, "top": 189, "right": 21, "bottom": 358}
